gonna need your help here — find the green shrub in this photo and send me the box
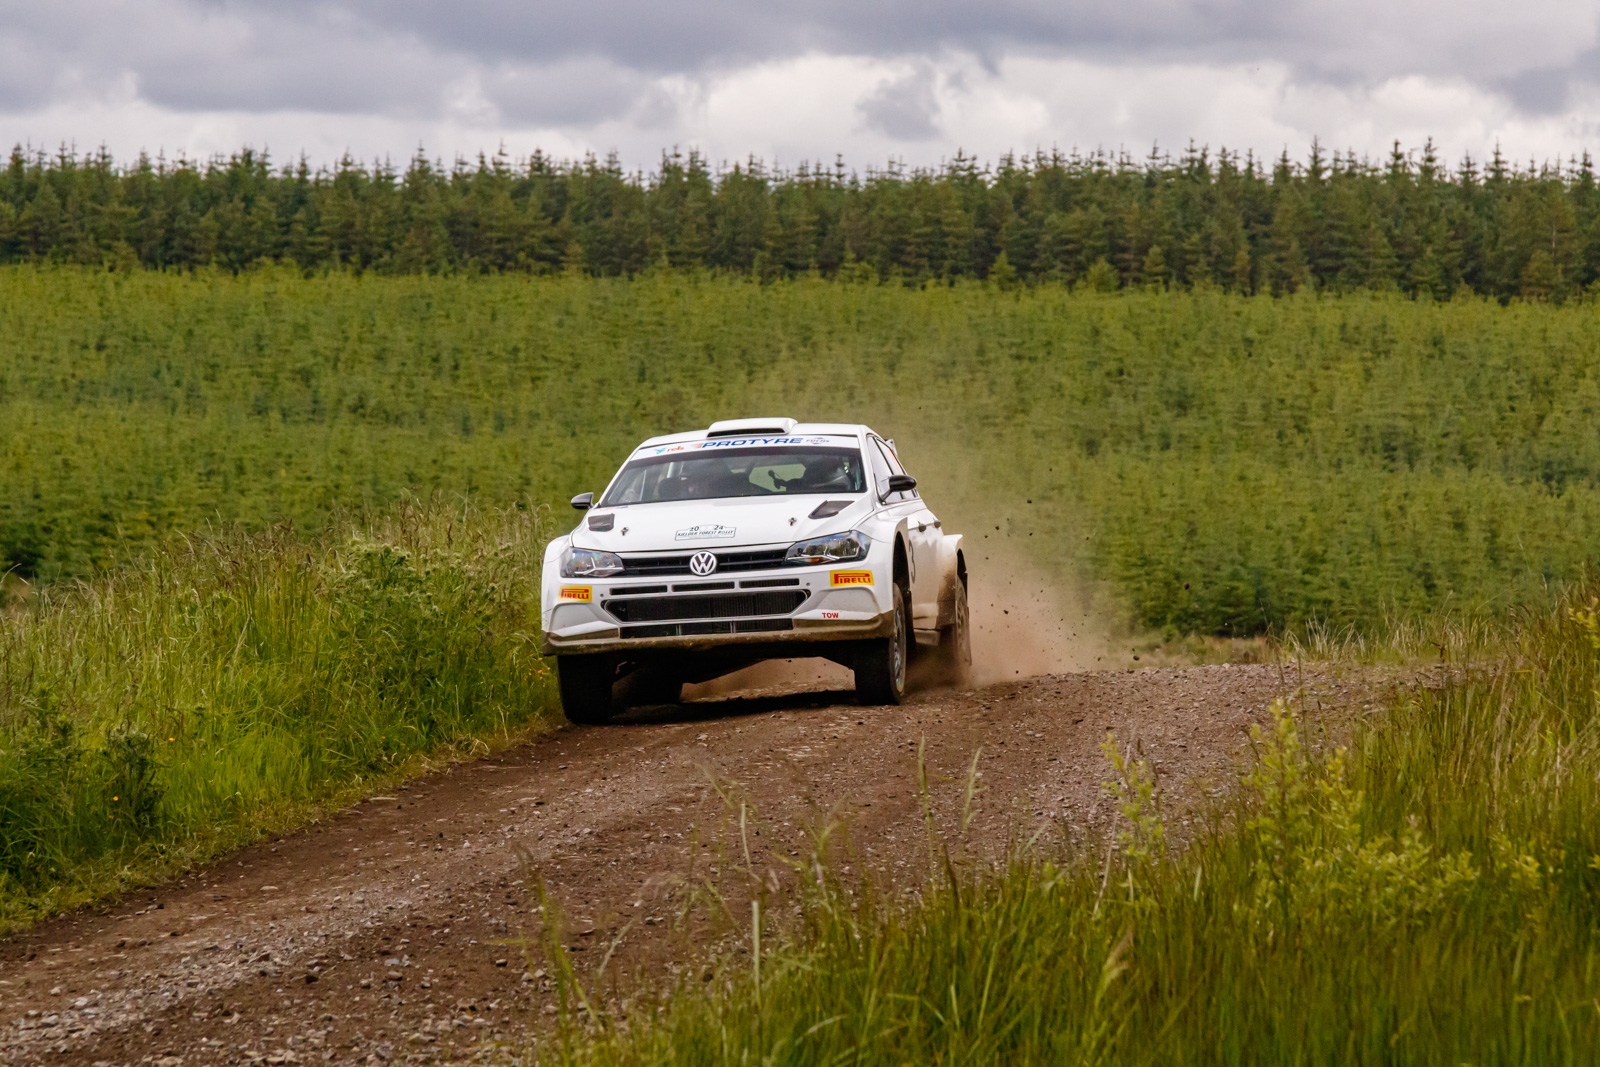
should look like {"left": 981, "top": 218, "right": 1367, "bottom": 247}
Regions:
{"left": 0, "top": 502, "right": 557, "bottom": 926}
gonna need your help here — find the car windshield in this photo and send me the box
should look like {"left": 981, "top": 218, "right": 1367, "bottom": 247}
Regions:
{"left": 601, "top": 447, "right": 866, "bottom": 506}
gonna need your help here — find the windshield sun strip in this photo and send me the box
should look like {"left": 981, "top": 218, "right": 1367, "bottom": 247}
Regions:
{"left": 599, "top": 446, "right": 867, "bottom": 507}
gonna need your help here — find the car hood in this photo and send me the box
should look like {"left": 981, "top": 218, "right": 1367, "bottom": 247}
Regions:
{"left": 571, "top": 496, "right": 875, "bottom": 553}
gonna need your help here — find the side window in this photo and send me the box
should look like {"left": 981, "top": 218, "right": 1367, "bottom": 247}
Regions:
{"left": 870, "top": 438, "right": 914, "bottom": 503}
{"left": 879, "top": 440, "right": 917, "bottom": 497}
{"left": 867, "top": 438, "right": 894, "bottom": 501}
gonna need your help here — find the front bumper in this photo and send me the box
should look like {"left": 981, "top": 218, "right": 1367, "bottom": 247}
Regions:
{"left": 540, "top": 612, "right": 893, "bottom": 654}
{"left": 540, "top": 557, "right": 892, "bottom": 656}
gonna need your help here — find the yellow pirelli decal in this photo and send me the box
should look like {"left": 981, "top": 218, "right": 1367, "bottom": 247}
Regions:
{"left": 558, "top": 585, "right": 593, "bottom": 602}
{"left": 830, "top": 569, "right": 874, "bottom": 587}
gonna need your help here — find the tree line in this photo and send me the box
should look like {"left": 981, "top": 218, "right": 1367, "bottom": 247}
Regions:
{"left": 3, "top": 140, "right": 1598, "bottom": 298}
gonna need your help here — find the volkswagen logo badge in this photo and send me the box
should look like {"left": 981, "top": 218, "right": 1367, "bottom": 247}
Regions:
{"left": 689, "top": 551, "right": 718, "bottom": 576}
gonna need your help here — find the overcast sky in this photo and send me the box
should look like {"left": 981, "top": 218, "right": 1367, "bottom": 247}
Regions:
{"left": 2, "top": 1, "right": 1598, "bottom": 174}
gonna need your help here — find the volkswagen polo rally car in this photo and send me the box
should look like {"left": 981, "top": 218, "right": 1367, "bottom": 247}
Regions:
{"left": 541, "top": 418, "right": 970, "bottom": 722}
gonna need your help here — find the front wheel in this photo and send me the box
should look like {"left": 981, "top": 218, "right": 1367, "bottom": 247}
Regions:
{"left": 855, "top": 583, "right": 909, "bottom": 705}
{"left": 557, "top": 654, "right": 620, "bottom": 725}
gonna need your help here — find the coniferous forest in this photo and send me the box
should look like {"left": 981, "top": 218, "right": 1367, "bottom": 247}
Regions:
{"left": 3, "top": 140, "right": 1599, "bottom": 298}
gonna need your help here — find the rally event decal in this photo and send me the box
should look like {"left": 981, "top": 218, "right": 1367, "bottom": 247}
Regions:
{"left": 675, "top": 524, "right": 738, "bottom": 541}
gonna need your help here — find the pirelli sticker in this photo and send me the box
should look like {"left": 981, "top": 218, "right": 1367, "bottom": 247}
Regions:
{"left": 558, "top": 585, "right": 593, "bottom": 602}
{"left": 830, "top": 570, "right": 874, "bottom": 588}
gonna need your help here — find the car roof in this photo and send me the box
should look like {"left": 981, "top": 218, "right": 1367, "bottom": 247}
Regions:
{"left": 634, "top": 421, "right": 876, "bottom": 450}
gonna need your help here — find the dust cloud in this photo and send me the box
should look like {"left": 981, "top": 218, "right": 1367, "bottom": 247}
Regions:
{"left": 679, "top": 551, "right": 1111, "bottom": 702}
{"left": 965, "top": 551, "right": 1111, "bottom": 685}
{"left": 682, "top": 656, "right": 853, "bottom": 701}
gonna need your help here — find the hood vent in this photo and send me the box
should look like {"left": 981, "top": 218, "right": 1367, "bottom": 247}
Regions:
{"left": 807, "top": 500, "right": 852, "bottom": 520}
{"left": 587, "top": 512, "right": 615, "bottom": 531}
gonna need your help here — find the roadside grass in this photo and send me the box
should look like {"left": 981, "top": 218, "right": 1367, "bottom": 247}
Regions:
{"left": 0, "top": 501, "right": 559, "bottom": 930}
{"left": 536, "top": 585, "right": 1600, "bottom": 1065}
{"left": 6, "top": 266, "right": 1600, "bottom": 636}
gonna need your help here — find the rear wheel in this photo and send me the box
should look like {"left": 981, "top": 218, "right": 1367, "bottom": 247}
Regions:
{"left": 855, "top": 583, "right": 909, "bottom": 705}
{"left": 557, "top": 654, "right": 620, "bottom": 725}
{"left": 936, "top": 577, "right": 972, "bottom": 687}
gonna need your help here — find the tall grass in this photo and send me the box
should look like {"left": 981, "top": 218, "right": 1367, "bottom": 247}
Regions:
{"left": 5, "top": 267, "right": 1600, "bottom": 635}
{"left": 0, "top": 502, "right": 557, "bottom": 927}
{"left": 546, "top": 587, "right": 1600, "bottom": 1064}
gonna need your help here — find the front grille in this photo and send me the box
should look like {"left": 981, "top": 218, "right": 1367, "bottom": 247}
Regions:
{"left": 622, "top": 619, "right": 794, "bottom": 639}
{"left": 618, "top": 548, "right": 791, "bottom": 577}
{"left": 602, "top": 590, "right": 808, "bottom": 623}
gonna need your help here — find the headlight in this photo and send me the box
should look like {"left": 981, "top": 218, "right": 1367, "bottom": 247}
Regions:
{"left": 561, "top": 547, "right": 625, "bottom": 578}
{"left": 786, "top": 530, "right": 871, "bottom": 565}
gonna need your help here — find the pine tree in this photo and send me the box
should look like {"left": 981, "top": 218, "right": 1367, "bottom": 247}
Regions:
{"left": 987, "top": 249, "right": 1018, "bottom": 289}
{"left": 1230, "top": 246, "right": 1254, "bottom": 294}
{"left": 1085, "top": 256, "right": 1119, "bottom": 292}
{"left": 1140, "top": 244, "right": 1169, "bottom": 289}
{"left": 1520, "top": 248, "right": 1557, "bottom": 300}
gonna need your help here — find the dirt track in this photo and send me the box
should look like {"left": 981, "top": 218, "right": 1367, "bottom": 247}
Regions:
{"left": 1, "top": 663, "right": 1383, "bottom": 1067}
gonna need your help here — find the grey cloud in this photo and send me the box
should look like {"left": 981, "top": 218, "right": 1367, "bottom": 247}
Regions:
{"left": 267, "top": 0, "right": 1593, "bottom": 85}
{"left": 252, "top": 0, "right": 1288, "bottom": 74}
{"left": 0, "top": 2, "right": 438, "bottom": 114}
{"left": 858, "top": 66, "right": 941, "bottom": 140}
{"left": 2, "top": 0, "right": 1597, "bottom": 125}
{"left": 135, "top": 44, "right": 446, "bottom": 116}
{"left": 0, "top": 41, "right": 59, "bottom": 111}
{"left": 1503, "top": 68, "right": 1573, "bottom": 115}
{"left": 1500, "top": 46, "right": 1600, "bottom": 116}
{"left": 484, "top": 58, "right": 653, "bottom": 126}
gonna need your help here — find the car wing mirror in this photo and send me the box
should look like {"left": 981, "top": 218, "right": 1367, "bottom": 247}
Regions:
{"left": 570, "top": 492, "right": 594, "bottom": 511}
{"left": 887, "top": 474, "right": 917, "bottom": 493}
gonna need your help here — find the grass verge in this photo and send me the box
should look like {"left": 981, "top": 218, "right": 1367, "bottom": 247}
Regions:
{"left": 538, "top": 586, "right": 1600, "bottom": 1064}
{"left": 0, "top": 501, "right": 558, "bottom": 930}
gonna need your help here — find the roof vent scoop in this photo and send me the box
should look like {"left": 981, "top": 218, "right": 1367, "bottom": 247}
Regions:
{"left": 706, "top": 417, "right": 798, "bottom": 438}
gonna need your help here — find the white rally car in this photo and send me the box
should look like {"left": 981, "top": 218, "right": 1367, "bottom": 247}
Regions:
{"left": 541, "top": 418, "right": 970, "bottom": 722}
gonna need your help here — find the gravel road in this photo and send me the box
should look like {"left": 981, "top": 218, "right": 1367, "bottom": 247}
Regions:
{"left": 1, "top": 662, "right": 1386, "bottom": 1067}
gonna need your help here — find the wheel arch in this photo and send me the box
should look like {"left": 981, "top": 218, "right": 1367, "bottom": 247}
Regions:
{"left": 936, "top": 532, "right": 967, "bottom": 628}
{"left": 892, "top": 533, "right": 911, "bottom": 595}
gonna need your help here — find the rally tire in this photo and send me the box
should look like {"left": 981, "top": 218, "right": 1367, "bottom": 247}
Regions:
{"left": 855, "top": 583, "right": 909, "bottom": 706}
{"left": 557, "top": 654, "right": 620, "bottom": 725}
{"left": 937, "top": 576, "right": 972, "bottom": 687}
